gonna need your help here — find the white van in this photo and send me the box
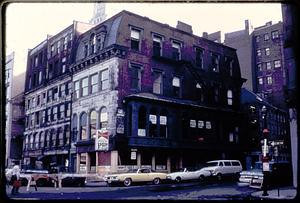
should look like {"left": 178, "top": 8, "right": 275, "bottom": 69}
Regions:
{"left": 201, "top": 160, "right": 242, "bottom": 180}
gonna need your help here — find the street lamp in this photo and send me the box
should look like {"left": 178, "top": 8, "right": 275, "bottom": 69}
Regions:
{"left": 261, "top": 105, "right": 269, "bottom": 196}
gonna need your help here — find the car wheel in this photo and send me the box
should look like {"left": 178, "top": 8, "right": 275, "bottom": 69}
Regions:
{"left": 123, "top": 178, "right": 132, "bottom": 187}
{"left": 175, "top": 176, "right": 181, "bottom": 183}
{"left": 216, "top": 173, "right": 222, "bottom": 181}
{"left": 153, "top": 178, "right": 161, "bottom": 185}
{"left": 199, "top": 175, "right": 205, "bottom": 182}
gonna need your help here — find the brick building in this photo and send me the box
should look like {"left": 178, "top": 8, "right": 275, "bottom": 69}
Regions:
{"left": 70, "top": 10, "right": 247, "bottom": 174}
{"left": 23, "top": 22, "right": 93, "bottom": 171}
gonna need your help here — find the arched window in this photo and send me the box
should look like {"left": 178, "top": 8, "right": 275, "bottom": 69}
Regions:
{"left": 40, "top": 132, "right": 45, "bottom": 148}
{"left": 58, "top": 127, "right": 64, "bottom": 146}
{"left": 159, "top": 109, "right": 168, "bottom": 138}
{"left": 99, "top": 107, "right": 108, "bottom": 130}
{"left": 138, "top": 106, "right": 147, "bottom": 136}
{"left": 30, "top": 134, "right": 34, "bottom": 149}
{"left": 72, "top": 114, "right": 78, "bottom": 142}
{"left": 227, "top": 90, "right": 233, "bottom": 106}
{"left": 35, "top": 133, "right": 39, "bottom": 149}
{"left": 65, "top": 126, "right": 70, "bottom": 145}
{"left": 90, "top": 110, "right": 97, "bottom": 139}
{"left": 149, "top": 108, "right": 157, "bottom": 137}
{"left": 90, "top": 34, "right": 96, "bottom": 54}
{"left": 45, "top": 130, "right": 50, "bottom": 148}
{"left": 51, "top": 129, "right": 57, "bottom": 147}
{"left": 80, "top": 112, "right": 87, "bottom": 140}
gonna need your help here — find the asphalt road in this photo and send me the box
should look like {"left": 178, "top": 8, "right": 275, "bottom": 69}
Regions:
{"left": 5, "top": 179, "right": 259, "bottom": 200}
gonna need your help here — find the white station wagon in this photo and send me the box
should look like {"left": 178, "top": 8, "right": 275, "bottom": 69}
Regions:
{"left": 166, "top": 167, "right": 212, "bottom": 183}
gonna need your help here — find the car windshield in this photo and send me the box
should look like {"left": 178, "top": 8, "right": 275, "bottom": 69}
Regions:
{"left": 205, "top": 162, "right": 218, "bottom": 167}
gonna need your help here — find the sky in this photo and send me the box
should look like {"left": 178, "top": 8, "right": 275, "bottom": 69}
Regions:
{"left": 5, "top": 2, "right": 283, "bottom": 76}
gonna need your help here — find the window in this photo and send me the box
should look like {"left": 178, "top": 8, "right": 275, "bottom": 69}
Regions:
{"left": 72, "top": 115, "right": 78, "bottom": 142}
{"left": 40, "top": 132, "right": 44, "bottom": 148}
{"left": 38, "top": 71, "right": 42, "bottom": 84}
{"left": 34, "top": 56, "right": 38, "bottom": 67}
{"left": 195, "top": 48, "right": 203, "bottom": 69}
{"left": 274, "top": 60, "right": 281, "bottom": 68}
{"left": 171, "top": 41, "right": 181, "bottom": 60}
{"left": 25, "top": 135, "right": 29, "bottom": 150}
{"left": 205, "top": 121, "right": 212, "bottom": 129}
{"left": 30, "top": 134, "right": 34, "bottom": 149}
{"left": 58, "top": 128, "right": 64, "bottom": 146}
{"left": 264, "top": 33, "right": 269, "bottom": 41}
{"left": 97, "top": 35, "right": 105, "bottom": 51}
{"left": 66, "top": 82, "right": 72, "bottom": 95}
{"left": 224, "top": 161, "right": 231, "bottom": 166}
{"left": 51, "top": 45, "right": 55, "bottom": 57}
{"left": 80, "top": 113, "right": 87, "bottom": 140}
{"left": 53, "top": 106, "right": 58, "bottom": 121}
{"left": 190, "top": 120, "right": 196, "bottom": 128}
{"left": 255, "top": 36, "right": 260, "bottom": 43}
{"left": 153, "top": 34, "right": 162, "bottom": 57}
{"left": 214, "top": 86, "right": 219, "bottom": 103}
{"left": 53, "top": 87, "right": 58, "bottom": 101}
{"left": 59, "top": 104, "right": 65, "bottom": 119}
{"left": 258, "top": 77, "right": 263, "bottom": 85}
{"left": 90, "top": 34, "right": 96, "bottom": 54}
{"left": 149, "top": 109, "right": 157, "bottom": 137}
{"left": 265, "top": 48, "right": 270, "bottom": 56}
{"left": 42, "top": 110, "right": 46, "bottom": 124}
{"left": 153, "top": 71, "right": 163, "bottom": 94}
{"left": 227, "top": 90, "right": 233, "bottom": 106}
{"left": 138, "top": 107, "right": 146, "bottom": 136}
{"left": 65, "top": 127, "right": 70, "bottom": 145}
{"left": 90, "top": 111, "right": 97, "bottom": 139}
{"left": 51, "top": 130, "right": 57, "bottom": 147}
{"left": 35, "top": 112, "right": 40, "bottom": 125}
{"left": 229, "top": 59, "right": 234, "bottom": 76}
{"left": 257, "top": 49, "right": 261, "bottom": 56}
{"left": 47, "top": 89, "right": 52, "bottom": 102}
{"left": 84, "top": 44, "right": 89, "bottom": 57}
{"left": 266, "top": 62, "right": 272, "bottom": 70}
{"left": 100, "top": 107, "right": 108, "bottom": 129}
{"left": 63, "top": 37, "right": 68, "bottom": 50}
{"left": 28, "top": 77, "right": 32, "bottom": 89}
{"left": 267, "top": 76, "right": 272, "bottom": 84}
{"left": 57, "top": 41, "right": 61, "bottom": 54}
{"left": 62, "top": 57, "right": 67, "bottom": 73}
{"left": 159, "top": 110, "right": 168, "bottom": 138}
{"left": 100, "top": 69, "right": 109, "bottom": 90}
{"left": 257, "top": 63, "right": 262, "bottom": 71}
{"left": 272, "top": 31, "right": 279, "bottom": 39}
{"left": 66, "top": 103, "right": 71, "bottom": 117}
{"left": 211, "top": 54, "right": 219, "bottom": 72}
{"left": 48, "top": 64, "right": 53, "bottom": 79}
{"left": 45, "top": 131, "right": 50, "bottom": 148}
{"left": 74, "top": 81, "right": 80, "bottom": 99}
{"left": 130, "top": 64, "right": 142, "bottom": 90}
{"left": 130, "top": 28, "right": 141, "bottom": 51}
{"left": 47, "top": 108, "right": 51, "bottom": 122}
{"left": 90, "top": 73, "right": 98, "bottom": 93}
{"left": 172, "top": 76, "right": 180, "bottom": 97}
{"left": 60, "top": 84, "right": 66, "bottom": 97}
{"left": 81, "top": 77, "right": 88, "bottom": 97}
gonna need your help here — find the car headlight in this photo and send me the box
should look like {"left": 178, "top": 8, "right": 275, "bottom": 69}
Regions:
{"left": 166, "top": 175, "right": 172, "bottom": 179}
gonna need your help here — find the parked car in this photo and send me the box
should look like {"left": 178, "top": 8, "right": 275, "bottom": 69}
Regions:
{"left": 104, "top": 168, "right": 167, "bottom": 187}
{"left": 200, "top": 160, "right": 243, "bottom": 181}
{"left": 239, "top": 161, "right": 292, "bottom": 189}
{"left": 166, "top": 167, "right": 211, "bottom": 183}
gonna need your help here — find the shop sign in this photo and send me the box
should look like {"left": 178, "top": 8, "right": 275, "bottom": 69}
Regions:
{"left": 198, "top": 120, "right": 204, "bottom": 128}
{"left": 131, "top": 151, "right": 137, "bottom": 160}
{"left": 149, "top": 115, "right": 157, "bottom": 124}
{"left": 263, "top": 162, "right": 270, "bottom": 172}
{"left": 160, "top": 116, "right": 167, "bottom": 125}
{"left": 205, "top": 121, "right": 212, "bottom": 129}
{"left": 95, "top": 129, "right": 109, "bottom": 151}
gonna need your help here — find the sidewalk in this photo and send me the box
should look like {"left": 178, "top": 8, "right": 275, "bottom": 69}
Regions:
{"left": 251, "top": 187, "right": 297, "bottom": 200}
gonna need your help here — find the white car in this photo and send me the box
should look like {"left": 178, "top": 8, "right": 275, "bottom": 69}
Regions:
{"left": 166, "top": 167, "right": 212, "bottom": 183}
{"left": 200, "top": 160, "right": 243, "bottom": 181}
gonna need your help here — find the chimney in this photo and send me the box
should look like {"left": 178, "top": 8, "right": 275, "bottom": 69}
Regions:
{"left": 202, "top": 32, "right": 208, "bottom": 39}
{"left": 176, "top": 21, "right": 193, "bottom": 34}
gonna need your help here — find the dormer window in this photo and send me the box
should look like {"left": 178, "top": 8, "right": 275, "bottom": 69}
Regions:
{"left": 90, "top": 34, "right": 96, "bottom": 55}
{"left": 172, "top": 41, "right": 181, "bottom": 61}
{"left": 130, "top": 28, "right": 141, "bottom": 51}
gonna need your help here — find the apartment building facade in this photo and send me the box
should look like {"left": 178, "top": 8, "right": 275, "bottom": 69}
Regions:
{"left": 70, "top": 10, "right": 247, "bottom": 175}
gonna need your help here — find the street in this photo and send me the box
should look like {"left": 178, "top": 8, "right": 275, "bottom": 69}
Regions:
{"left": 5, "top": 179, "right": 259, "bottom": 200}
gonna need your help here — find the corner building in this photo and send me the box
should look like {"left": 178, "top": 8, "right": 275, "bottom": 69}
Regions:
{"left": 71, "top": 10, "right": 247, "bottom": 175}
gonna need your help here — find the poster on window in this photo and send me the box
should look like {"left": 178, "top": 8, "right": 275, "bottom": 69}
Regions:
{"left": 95, "top": 129, "right": 109, "bottom": 151}
{"left": 190, "top": 120, "right": 196, "bottom": 128}
{"left": 149, "top": 115, "right": 157, "bottom": 124}
{"left": 160, "top": 116, "right": 167, "bottom": 125}
{"left": 116, "top": 110, "right": 125, "bottom": 134}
